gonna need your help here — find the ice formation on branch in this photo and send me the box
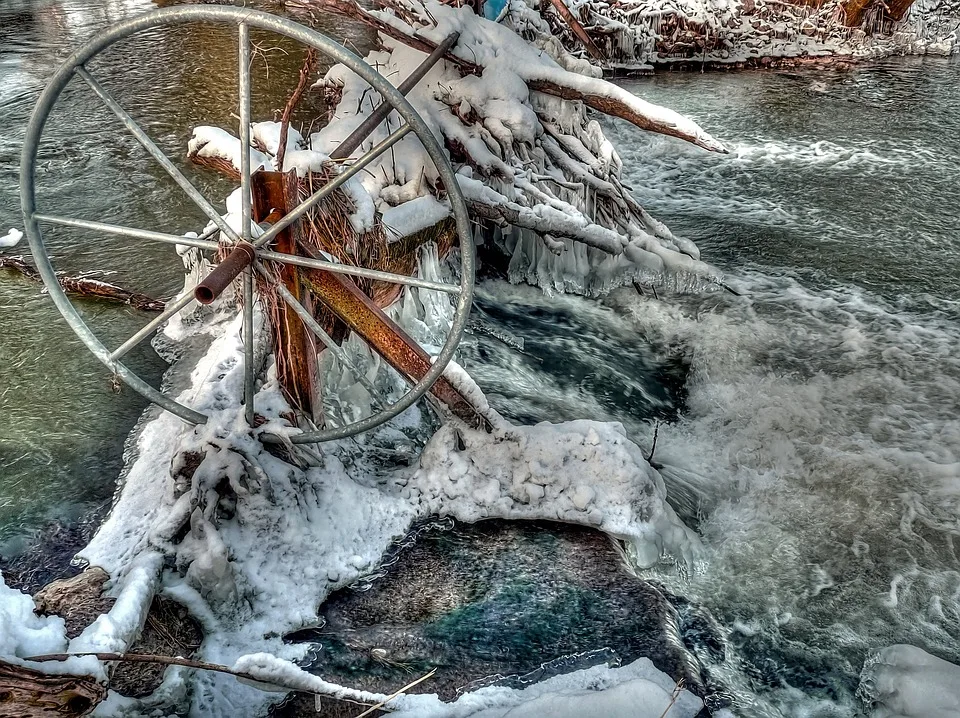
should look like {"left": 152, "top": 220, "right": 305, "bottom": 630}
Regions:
{"left": 288, "top": 0, "right": 725, "bottom": 295}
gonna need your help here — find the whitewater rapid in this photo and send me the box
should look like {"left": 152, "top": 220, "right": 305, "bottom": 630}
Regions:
{"left": 459, "top": 57, "right": 960, "bottom": 716}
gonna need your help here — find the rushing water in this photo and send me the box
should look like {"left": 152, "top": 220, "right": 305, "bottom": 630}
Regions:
{"left": 2, "top": 1, "right": 959, "bottom": 715}
{"left": 467, "top": 58, "right": 960, "bottom": 715}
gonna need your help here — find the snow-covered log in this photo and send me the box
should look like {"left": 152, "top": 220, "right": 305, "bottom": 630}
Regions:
{"left": 291, "top": 0, "right": 725, "bottom": 295}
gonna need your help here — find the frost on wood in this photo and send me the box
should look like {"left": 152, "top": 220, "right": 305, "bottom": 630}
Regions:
{"left": 292, "top": 0, "right": 723, "bottom": 296}
{"left": 537, "top": 0, "right": 959, "bottom": 67}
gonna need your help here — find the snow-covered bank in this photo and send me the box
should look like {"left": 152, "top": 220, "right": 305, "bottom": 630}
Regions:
{"left": 538, "top": 0, "right": 959, "bottom": 69}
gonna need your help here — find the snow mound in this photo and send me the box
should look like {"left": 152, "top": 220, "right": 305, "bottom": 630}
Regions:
{"left": 858, "top": 644, "right": 960, "bottom": 718}
{"left": 0, "top": 228, "right": 23, "bottom": 248}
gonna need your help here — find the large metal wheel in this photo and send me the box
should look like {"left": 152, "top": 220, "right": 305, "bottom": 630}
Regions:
{"left": 19, "top": 5, "right": 475, "bottom": 444}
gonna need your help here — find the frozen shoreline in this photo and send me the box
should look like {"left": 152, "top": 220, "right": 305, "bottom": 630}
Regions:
{"left": 538, "top": 0, "right": 959, "bottom": 71}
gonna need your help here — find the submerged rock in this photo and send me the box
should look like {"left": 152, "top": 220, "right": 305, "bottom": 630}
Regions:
{"left": 276, "top": 519, "right": 729, "bottom": 716}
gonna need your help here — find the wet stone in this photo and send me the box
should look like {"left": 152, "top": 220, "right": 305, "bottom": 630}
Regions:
{"left": 274, "top": 519, "right": 728, "bottom": 717}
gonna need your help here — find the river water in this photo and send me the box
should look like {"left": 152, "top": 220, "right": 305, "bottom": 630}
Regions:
{"left": 1, "top": 1, "right": 959, "bottom": 715}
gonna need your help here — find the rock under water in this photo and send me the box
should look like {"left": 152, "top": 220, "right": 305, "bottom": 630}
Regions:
{"left": 275, "top": 519, "right": 731, "bottom": 717}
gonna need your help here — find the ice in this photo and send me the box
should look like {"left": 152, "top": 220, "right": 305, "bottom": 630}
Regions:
{"left": 543, "top": 0, "right": 959, "bottom": 68}
{"left": 386, "top": 657, "right": 703, "bottom": 717}
{"left": 0, "top": 227, "right": 23, "bottom": 248}
{"left": 63, "top": 254, "right": 700, "bottom": 715}
{"left": 188, "top": 126, "right": 273, "bottom": 173}
{"left": 0, "top": 571, "right": 101, "bottom": 679}
{"left": 0, "top": 571, "right": 68, "bottom": 659}
{"left": 309, "top": 0, "right": 721, "bottom": 297}
{"left": 414, "top": 363, "right": 703, "bottom": 567}
{"left": 858, "top": 645, "right": 960, "bottom": 718}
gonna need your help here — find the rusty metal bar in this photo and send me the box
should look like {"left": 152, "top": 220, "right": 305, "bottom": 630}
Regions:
{"left": 300, "top": 268, "right": 488, "bottom": 430}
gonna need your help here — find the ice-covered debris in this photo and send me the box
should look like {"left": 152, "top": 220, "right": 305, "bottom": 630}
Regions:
{"left": 188, "top": 126, "right": 273, "bottom": 173}
{"left": 304, "top": 0, "right": 723, "bottom": 296}
{"left": 69, "top": 260, "right": 705, "bottom": 715}
{"left": 387, "top": 657, "right": 703, "bottom": 717}
{"left": 858, "top": 644, "right": 960, "bottom": 718}
{"left": 541, "top": 0, "right": 959, "bottom": 67}
{"left": 408, "top": 362, "right": 703, "bottom": 568}
{"left": 0, "top": 228, "right": 23, "bottom": 248}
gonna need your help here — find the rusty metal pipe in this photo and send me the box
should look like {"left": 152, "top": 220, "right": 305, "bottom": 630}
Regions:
{"left": 194, "top": 242, "right": 256, "bottom": 305}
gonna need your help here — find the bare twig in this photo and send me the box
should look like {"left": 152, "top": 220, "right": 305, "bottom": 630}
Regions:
{"left": 276, "top": 48, "right": 319, "bottom": 170}
{"left": 646, "top": 419, "right": 662, "bottom": 467}
{"left": 352, "top": 668, "right": 437, "bottom": 718}
{"left": 24, "top": 653, "right": 375, "bottom": 707}
{"left": 657, "top": 678, "right": 685, "bottom": 718}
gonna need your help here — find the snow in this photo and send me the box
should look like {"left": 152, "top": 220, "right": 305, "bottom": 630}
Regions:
{"left": 63, "top": 238, "right": 700, "bottom": 715}
{"left": 231, "top": 653, "right": 703, "bottom": 717}
{"left": 0, "top": 570, "right": 102, "bottom": 679}
{"left": 387, "top": 657, "right": 703, "bottom": 717}
{"left": 0, "top": 227, "right": 23, "bottom": 248}
{"left": 252, "top": 121, "right": 303, "bottom": 158}
{"left": 414, "top": 363, "right": 703, "bottom": 567}
{"left": 36, "top": 5, "right": 718, "bottom": 712}
{"left": 309, "top": 0, "right": 723, "bottom": 296}
{"left": 382, "top": 194, "right": 452, "bottom": 241}
{"left": 543, "top": 0, "right": 958, "bottom": 68}
{"left": 187, "top": 126, "right": 273, "bottom": 174}
{"left": 0, "top": 572, "right": 68, "bottom": 659}
{"left": 858, "top": 645, "right": 960, "bottom": 718}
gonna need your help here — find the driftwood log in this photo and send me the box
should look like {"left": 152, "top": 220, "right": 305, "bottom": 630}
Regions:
{"left": 0, "top": 255, "right": 165, "bottom": 312}
{"left": 0, "top": 660, "right": 105, "bottom": 718}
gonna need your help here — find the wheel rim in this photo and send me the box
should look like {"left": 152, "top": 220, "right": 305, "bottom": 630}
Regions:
{"left": 19, "top": 5, "right": 476, "bottom": 444}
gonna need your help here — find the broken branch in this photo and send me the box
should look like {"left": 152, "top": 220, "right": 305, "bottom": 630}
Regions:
{"left": 0, "top": 255, "right": 165, "bottom": 312}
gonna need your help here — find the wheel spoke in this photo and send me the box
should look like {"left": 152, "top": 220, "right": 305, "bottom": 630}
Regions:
{"left": 33, "top": 213, "right": 221, "bottom": 251}
{"left": 256, "top": 263, "right": 383, "bottom": 409}
{"left": 258, "top": 249, "right": 460, "bottom": 296}
{"left": 238, "top": 23, "right": 253, "bottom": 244}
{"left": 238, "top": 22, "right": 256, "bottom": 426}
{"left": 243, "top": 268, "right": 256, "bottom": 425}
{"left": 75, "top": 66, "right": 242, "bottom": 246}
{"left": 253, "top": 124, "right": 413, "bottom": 249}
{"left": 109, "top": 291, "right": 196, "bottom": 362}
